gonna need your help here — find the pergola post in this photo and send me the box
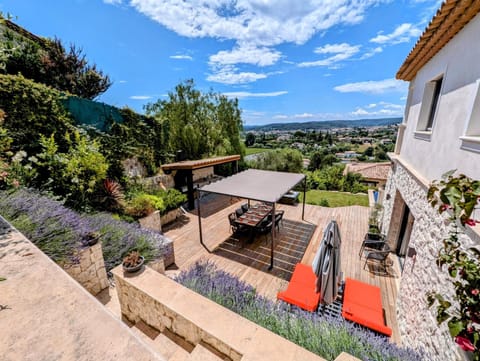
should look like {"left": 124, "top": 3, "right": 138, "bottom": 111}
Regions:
{"left": 302, "top": 176, "right": 306, "bottom": 221}
{"left": 186, "top": 171, "right": 195, "bottom": 210}
{"left": 197, "top": 190, "right": 211, "bottom": 253}
{"left": 269, "top": 202, "right": 276, "bottom": 270}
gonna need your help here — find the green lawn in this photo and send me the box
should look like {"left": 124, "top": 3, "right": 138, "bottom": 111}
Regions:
{"left": 245, "top": 147, "right": 271, "bottom": 155}
{"left": 299, "top": 190, "right": 368, "bottom": 207}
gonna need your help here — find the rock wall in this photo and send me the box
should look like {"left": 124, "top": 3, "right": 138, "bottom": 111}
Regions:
{"left": 63, "top": 242, "right": 109, "bottom": 295}
{"left": 138, "top": 211, "right": 176, "bottom": 267}
{"left": 382, "top": 161, "right": 479, "bottom": 361}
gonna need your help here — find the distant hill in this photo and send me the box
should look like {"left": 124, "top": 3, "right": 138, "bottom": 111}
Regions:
{"left": 244, "top": 117, "right": 401, "bottom": 132}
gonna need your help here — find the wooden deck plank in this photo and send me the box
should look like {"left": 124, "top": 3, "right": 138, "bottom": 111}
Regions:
{"left": 164, "top": 194, "right": 401, "bottom": 344}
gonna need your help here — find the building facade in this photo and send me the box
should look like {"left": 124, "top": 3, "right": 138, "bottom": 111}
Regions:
{"left": 382, "top": 2, "right": 480, "bottom": 360}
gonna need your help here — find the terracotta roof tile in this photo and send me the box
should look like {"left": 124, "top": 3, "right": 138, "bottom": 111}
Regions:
{"left": 397, "top": 0, "right": 480, "bottom": 81}
{"left": 345, "top": 162, "right": 391, "bottom": 181}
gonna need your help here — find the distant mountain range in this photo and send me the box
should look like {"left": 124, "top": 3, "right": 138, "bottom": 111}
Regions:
{"left": 244, "top": 117, "right": 402, "bottom": 132}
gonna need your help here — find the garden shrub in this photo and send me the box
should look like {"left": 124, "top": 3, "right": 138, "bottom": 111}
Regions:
{"left": 0, "top": 188, "right": 167, "bottom": 271}
{"left": 152, "top": 188, "right": 186, "bottom": 214}
{"left": 35, "top": 131, "right": 109, "bottom": 209}
{"left": 125, "top": 193, "right": 165, "bottom": 218}
{"left": 176, "top": 261, "right": 425, "bottom": 361}
{"left": 0, "top": 73, "right": 75, "bottom": 155}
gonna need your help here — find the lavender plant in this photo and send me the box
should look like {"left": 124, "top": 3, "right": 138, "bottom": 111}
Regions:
{"left": 176, "top": 261, "right": 425, "bottom": 361}
{"left": 0, "top": 188, "right": 167, "bottom": 271}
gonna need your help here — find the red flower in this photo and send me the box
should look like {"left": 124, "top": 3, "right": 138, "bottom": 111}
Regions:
{"left": 440, "top": 204, "right": 451, "bottom": 211}
{"left": 456, "top": 336, "right": 475, "bottom": 351}
{"left": 466, "top": 219, "right": 477, "bottom": 227}
{"left": 471, "top": 289, "right": 479, "bottom": 296}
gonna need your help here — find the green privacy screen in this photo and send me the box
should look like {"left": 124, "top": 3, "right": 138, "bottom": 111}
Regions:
{"left": 62, "top": 96, "right": 124, "bottom": 132}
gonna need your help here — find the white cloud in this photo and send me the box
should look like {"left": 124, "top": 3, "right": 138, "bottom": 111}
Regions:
{"left": 170, "top": 54, "right": 193, "bottom": 60}
{"left": 351, "top": 101, "right": 404, "bottom": 117}
{"left": 104, "top": 0, "right": 122, "bottom": 4}
{"left": 130, "top": 95, "right": 153, "bottom": 100}
{"left": 370, "top": 23, "right": 422, "bottom": 45}
{"left": 207, "top": 65, "right": 267, "bottom": 84}
{"left": 359, "top": 46, "right": 382, "bottom": 60}
{"left": 298, "top": 43, "right": 360, "bottom": 67}
{"left": 294, "top": 113, "right": 314, "bottom": 118}
{"left": 223, "top": 91, "right": 287, "bottom": 99}
{"left": 273, "top": 114, "right": 289, "bottom": 119}
{"left": 129, "top": 1, "right": 381, "bottom": 47}
{"left": 118, "top": 80, "right": 127, "bottom": 84}
{"left": 209, "top": 45, "right": 281, "bottom": 67}
{"left": 334, "top": 78, "right": 408, "bottom": 94}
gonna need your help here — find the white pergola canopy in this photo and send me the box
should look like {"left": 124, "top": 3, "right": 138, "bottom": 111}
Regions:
{"left": 199, "top": 169, "right": 305, "bottom": 203}
{"left": 197, "top": 169, "right": 306, "bottom": 270}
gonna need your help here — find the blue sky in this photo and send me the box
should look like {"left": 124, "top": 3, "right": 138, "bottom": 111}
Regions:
{"left": 2, "top": 0, "right": 441, "bottom": 125}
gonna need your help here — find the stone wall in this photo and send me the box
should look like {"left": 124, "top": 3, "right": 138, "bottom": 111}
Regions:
{"left": 382, "top": 160, "right": 479, "bottom": 360}
{"left": 142, "top": 174, "right": 175, "bottom": 190}
{"left": 138, "top": 211, "right": 176, "bottom": 267}
{"left": 111, "top": 266, "right": 327, "bottom": 361}
{"left": 63, "top": 242, "right": 109, "bottom": 296}
{"left": 192, "top": 166, "right": 213, "bottom": 182}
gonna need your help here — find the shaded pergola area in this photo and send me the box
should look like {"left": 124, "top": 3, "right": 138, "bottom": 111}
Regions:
{"left": 161, "top": 155, "right": 241, "bottom": 210}
{"left": 214, "top": 218, "right": 316, "bottom": 281}
{"left": 198, "top": 169, "right": 307, "bottom": 270}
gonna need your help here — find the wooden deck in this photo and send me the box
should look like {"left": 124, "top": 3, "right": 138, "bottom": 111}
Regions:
{"left": 164, "top": 194, "right": 401, "bottom": 343}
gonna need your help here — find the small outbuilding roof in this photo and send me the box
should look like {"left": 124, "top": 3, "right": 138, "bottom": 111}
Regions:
{"left": 199, "top": 169, "right": 305, "bottom": 203}
{"left": 161, "top": 155, "right": 240, "bottom": 171}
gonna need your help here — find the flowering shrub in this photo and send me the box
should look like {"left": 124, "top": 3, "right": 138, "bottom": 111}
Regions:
{"left": 176, "top": 261, "right": 424, "bottom": 361}
{"left": 0, "top": 188, "right": 167, "bottom": 271}
{"left": 427, "top": 171, "right": 480, "bottom": 358}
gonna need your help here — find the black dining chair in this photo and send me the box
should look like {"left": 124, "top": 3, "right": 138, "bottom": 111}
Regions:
{"left": 235, "top": 208, "right": 244, "bottom": 218}
{"left": 241, "top": 203, "right": 249, "bottom": 213}
{"left": 255, "top": 219, "right": 273, "bottom": 244}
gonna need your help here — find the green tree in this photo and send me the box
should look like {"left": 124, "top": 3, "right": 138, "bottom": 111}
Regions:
{"left": 245, "top": 132, "right": 256, "bottom": 147}
{"left": 2, "top": 23, "right": 111, "bottom": 99}
{"left": 363, "top": 146, "right": 374, "bottom": 157}
{"left": 145, "top": 79, "right": 244, "bottom": 160}
{"left": 248, "top": 148, "right": 303, "bottom": 173}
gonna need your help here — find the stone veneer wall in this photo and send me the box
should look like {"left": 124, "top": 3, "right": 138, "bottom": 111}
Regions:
{"left": 111, "top": 266, "right": 327, "bottom": 361}
{"left": 63, "top": 242, "right": 109, "bottom": 295}
{"left": 382, "top": 161, "right": 479, "bottom": 361}
{"left": 138, "top": 211, "right": 176, "bottom": 267}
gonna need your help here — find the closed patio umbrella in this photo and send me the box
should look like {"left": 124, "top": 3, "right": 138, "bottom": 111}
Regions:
{"left": 312, "top": 220, "right": 342, "bottom": 305}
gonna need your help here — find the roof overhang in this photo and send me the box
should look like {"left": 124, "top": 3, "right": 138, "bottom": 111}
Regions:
{"left": 161, "top": 155, "right": 240, "bottom": 172}
{"left": 397, "top": 0, "right": 480, "bottom": 81}
{"left": 199, "top": 169, "right": 305, "bottom": 203}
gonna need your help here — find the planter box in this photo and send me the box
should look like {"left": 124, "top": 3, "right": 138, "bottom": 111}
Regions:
{"left": 160, "top": 208, "right": 181, "bottom": 226}
{"left": 63, "top": 241, "right": 109, "bottom": 295}
{"left": 139, "top": 211, "right": 162, "bottom": 233}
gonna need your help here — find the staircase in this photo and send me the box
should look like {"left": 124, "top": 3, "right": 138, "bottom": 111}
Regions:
{"left": 132, "top": 321, "right": 228, "bottom": 361}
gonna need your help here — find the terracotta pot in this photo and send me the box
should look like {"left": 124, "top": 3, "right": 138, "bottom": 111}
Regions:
{"left": 122, "top": 256, "right": 145, "bottom": 273}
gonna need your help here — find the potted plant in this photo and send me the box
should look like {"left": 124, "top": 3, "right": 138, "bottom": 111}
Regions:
{"left": 82, "top": 231, "right": 100, "bottom": 247}
{"left": 122, "top": 251, "right": 145, "bottom": 273}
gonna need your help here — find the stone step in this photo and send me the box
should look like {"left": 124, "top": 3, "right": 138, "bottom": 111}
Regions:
{"left": 186, "top": 344, "right": 225, "bottom": 361}
{"left": 168, "top": 347, "right": 190, "bottom": 361}
{"left": 132, "top": 321, "right": 189, "bottom": 360}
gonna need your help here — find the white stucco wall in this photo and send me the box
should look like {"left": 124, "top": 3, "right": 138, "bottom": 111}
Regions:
{"left": 399, "top": 13, "right": 480, "bottom": 182}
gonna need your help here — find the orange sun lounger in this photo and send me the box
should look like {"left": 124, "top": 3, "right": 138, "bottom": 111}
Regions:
{"left": 341, "top": 278, "right": 392, "bottom": 336}
{"left": 277, "top": 263, "right": 320, "bottom": 312}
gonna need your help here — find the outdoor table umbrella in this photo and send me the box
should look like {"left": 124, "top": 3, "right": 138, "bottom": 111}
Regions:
{"left": 312, "top": 220, "right": 342, "bottom": 305}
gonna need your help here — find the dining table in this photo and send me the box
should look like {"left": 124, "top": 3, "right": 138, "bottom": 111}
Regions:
{"left": 235, "top": 204, "right": 273, "bottom": 242}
